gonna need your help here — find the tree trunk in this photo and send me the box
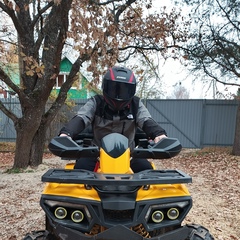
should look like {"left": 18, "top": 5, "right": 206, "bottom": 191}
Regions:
{"left": 232, "top": 101, "right": 240, "bottom": 155}
{"left": 13, "top": 105, "right": 45, "bottom": 168}
{"left": 29, "top": 123, "right": 48, "bottom": 167}
{"left": 29, "top": 104, "right": 63, "bottom": 166}
{"left": 14, "top": 121, "right": 40, "bottom": 168}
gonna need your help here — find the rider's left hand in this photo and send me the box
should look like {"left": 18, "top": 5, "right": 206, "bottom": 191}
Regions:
{"left": 154, "top": 134, "right": 167, "bottom": 143}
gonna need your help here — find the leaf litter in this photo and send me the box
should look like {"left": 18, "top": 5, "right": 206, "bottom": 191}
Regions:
{"left": 0, "top": 148, "right": 239, "bottom": 240}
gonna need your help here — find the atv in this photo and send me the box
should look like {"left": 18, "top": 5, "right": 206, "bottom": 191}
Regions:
{"left": 23, "top": 131, "right": 214, "bottom": 240}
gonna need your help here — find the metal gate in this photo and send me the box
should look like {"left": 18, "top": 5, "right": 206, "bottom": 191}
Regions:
{"left": 0, "top": 98, "right": 238, "bottom": 148}
{"left": 145, "top": 99, "right": 238, "bottom": 148}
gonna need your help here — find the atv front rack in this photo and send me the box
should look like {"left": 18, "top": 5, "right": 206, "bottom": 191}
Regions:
{"left": 42, "top": 169, "right": 192, "bottom": 185}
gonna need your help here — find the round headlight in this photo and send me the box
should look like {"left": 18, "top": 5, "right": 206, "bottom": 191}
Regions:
{"left": 71, "top": 210, "right": 84, "bottom": 223}
{"left": 167, "top": 208, "right": 179, "bottom": 220}
{"left": 55, "top": 207, "right": 67, "bottom": 219}
{"left": 151, "top": 210, "right": 164, "bottom": 223}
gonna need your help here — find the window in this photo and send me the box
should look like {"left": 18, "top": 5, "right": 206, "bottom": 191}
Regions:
{"left": 55, "top": 73, "right": 68, "bottom": 88}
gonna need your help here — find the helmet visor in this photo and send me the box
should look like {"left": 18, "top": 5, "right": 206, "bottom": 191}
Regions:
{"left": 103, "top": 81, "right": 136, "bottom": 100}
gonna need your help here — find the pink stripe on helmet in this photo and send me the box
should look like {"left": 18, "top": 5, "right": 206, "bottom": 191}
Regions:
{"left": 109, "top": 68, "right": 115, "bottom": 80}
{"left": 128, "top": 73, "right": 134, "bottom": 83}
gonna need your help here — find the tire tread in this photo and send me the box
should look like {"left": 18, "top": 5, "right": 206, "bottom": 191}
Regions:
{"left": 187, "top": 224, "right": 214, "bottom": 240}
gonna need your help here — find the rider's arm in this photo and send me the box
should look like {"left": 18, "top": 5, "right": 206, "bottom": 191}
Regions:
{"left": 136, "top": 100, "right": 167, "bottom": 142}
{"left": 59, "top": 97, "right": 97, "bottom": 139}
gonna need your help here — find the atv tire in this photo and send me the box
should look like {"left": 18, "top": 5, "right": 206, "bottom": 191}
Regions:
{"left": 22, "top": 230, "right": 54, "bottom": 240}
{"left": 186, "top": 224, "right": 214, "bottom": 240}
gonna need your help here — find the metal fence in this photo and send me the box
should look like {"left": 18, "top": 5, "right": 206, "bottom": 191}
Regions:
{"left": 146, "top": 99, "right": 238, "bottom": 148}
{"left": 0, "top": 98, "right": 238, "bottom": 148}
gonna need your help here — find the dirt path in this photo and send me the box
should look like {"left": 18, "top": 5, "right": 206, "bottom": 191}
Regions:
{"left": 0, "top": 148, "right": 239, "bottom": 240}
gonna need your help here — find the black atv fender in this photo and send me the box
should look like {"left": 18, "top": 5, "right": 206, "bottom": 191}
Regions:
{"left": 52, "top": 224, "right": 190, "bottom": 240}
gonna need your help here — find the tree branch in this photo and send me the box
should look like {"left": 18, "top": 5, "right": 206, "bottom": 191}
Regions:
{"left": 0, "top": 1, "right": 24, "bottom": 34}
{"left": 0, "top": 100, "right": 18, "bottom": 124}
{"left": 215, "top": 0, "right": 240, "bottom": 32}
{"left": 0, "top": 67, "right": 21, "bottom": 95}
{"left": 202, "top": 61, "right": 240, "bottom": 87}
{"left": 114, "top": 0, "right": 137, "bottom": 23}
{"left": 31, "top": 1, "right": 54, "bottom": 28}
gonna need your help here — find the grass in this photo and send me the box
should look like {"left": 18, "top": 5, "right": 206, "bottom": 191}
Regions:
{"left": 5, "top": 168, "right": 23, "bottom": 174}
{"left": 4, "top": 167, "right": 35, "bottom": 174}
{"left": 0, "top": 142, "right": 16, "bottom": 152}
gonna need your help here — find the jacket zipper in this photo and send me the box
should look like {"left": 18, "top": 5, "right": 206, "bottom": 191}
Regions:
{"left": 122, "top": 122, "right": 126, "bottom": 134}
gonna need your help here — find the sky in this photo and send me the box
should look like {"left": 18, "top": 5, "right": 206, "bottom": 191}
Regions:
{"left": 159, "top": 58, "right": 239, "bottom": 99}
{"left": 149, "top": 0, "right": 239, "bottom": 99}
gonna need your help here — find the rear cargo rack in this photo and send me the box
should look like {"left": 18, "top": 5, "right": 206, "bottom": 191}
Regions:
{"left": 42, "top": 169, "right": 192, "bottom": 185}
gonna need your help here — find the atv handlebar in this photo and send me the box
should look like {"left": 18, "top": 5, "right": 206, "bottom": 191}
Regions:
{"left": 132, "top": 137, "right": 182, "bottom": 159}
{"left": 48, "top": 136, "right": 99, "bottom": 159}
{"left": 48, "top": 134, "right": 182, "bottom": 160}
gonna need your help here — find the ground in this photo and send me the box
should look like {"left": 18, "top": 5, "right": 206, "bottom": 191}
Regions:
{"left": 0, "top": 147, "right": 239, "bottom": 240}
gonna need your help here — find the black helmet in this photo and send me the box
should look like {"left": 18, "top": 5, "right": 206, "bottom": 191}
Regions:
{"left": 102, "top": 66, "right": 137, "bottom": 111}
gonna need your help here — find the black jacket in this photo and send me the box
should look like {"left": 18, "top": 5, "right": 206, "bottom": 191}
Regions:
{"left": 60, "top": 95, "right": 166, "bottom": 150}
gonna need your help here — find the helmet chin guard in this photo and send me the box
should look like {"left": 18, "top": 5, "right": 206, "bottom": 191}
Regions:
{"left": 103, "top": 96, "right": 132, "bottom": 112}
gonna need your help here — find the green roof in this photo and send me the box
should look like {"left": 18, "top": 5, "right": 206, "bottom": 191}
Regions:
{"left": 60, "top": 58, "right": 72, "bottom": 72}
{"left": 52, "top": 88, "right": 88, "bottom": 99}
{"left": 0, "top": 63, "right": 20, "bottom": 85}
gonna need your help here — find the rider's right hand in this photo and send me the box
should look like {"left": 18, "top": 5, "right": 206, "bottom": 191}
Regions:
{"left": 59, "top": 133, "right": 71, "bottom": 138}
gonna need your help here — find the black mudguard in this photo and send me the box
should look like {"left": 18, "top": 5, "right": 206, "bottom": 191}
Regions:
{"left": 53, "top": 224, "right": 190, "bottom": 240}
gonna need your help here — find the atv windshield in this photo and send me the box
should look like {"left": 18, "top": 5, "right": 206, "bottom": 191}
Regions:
{"left": 101, "top": 133, "right": 128, "bottom": 158}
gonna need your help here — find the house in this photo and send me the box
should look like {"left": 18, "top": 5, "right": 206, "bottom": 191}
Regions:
{"left": 52, "top": 57, "right": 98, "bottom": 99}
{"left": 0, "top": 57, "right": 97, "bottom": 99}
{"left": 0, "top": 63, "right": 19, "bottom": 98}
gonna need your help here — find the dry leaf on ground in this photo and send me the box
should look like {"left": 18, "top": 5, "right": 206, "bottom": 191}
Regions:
{"left": 0, "top": 148, "right": 239, "bottom": 240}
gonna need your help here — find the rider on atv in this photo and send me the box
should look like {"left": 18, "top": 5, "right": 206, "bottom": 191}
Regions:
{"left": 59, "top": 66, "right": 167, "bottom": 172}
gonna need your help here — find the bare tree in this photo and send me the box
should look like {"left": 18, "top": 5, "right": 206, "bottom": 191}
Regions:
{"left": 177, "top": 0, "right": 240, "bottom": 154}
{"left": 125, "top": 52, "right": 165, "bottom": 99}
{"left": 169, "top": 82, "right": 190, "bottom": 99}
{"left": 182, "top": 0, "right": 239, "bottom": 85}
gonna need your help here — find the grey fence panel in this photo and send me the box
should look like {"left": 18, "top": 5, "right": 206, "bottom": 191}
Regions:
{"left": 0, "top": 98, "right": 21, "bottom": 142}
{"left": 202, "top": 100, "right": 238, "bottom": 147}
{"left": 146, "top": 99, "right": 204, "bottom": 148}
{"left": 146, "top": 99, "right": 238, "bottom": 148}
{"left": 0, "top": 98, "right": 239, "bottom": 148}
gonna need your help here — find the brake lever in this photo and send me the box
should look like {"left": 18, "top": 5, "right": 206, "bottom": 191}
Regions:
{"left": 148, "top": 140, "right": 155, "bottom": 148}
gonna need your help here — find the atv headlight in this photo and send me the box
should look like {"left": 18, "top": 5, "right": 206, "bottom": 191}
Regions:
{"left": 145, "top": 200, "right": 191, "bottom": 224}
{"left": 167, "top": 208, "right": 179, "bottom": 220}
{"left": 151, "top": 210, "right": 164, "bottom": 223}
{"left": 71, "top": 210, "right": 84, "bottom": 223}
{"left": 55, "top": 207, "right": 67, "bottom": 219}
{"left": 44, "top": 200, "right": 92, "bottom": 220}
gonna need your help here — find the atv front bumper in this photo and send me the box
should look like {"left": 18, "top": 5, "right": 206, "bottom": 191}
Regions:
{"left": 53, "top": 224, "right": 189, "bottom": 240}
